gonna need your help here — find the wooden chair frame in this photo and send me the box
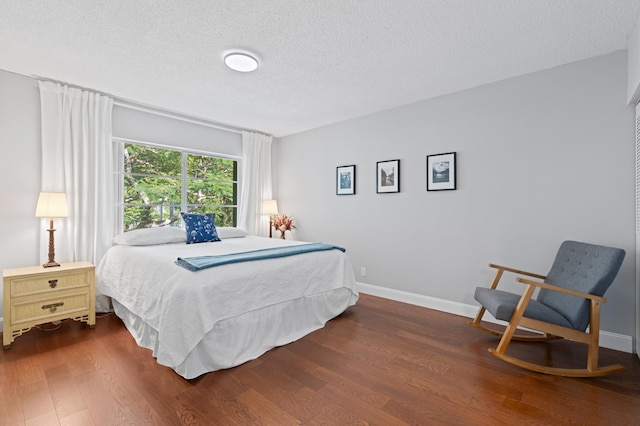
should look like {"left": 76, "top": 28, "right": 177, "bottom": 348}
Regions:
{"left": 469, "top": 264, "right": 625, "bottom": 377}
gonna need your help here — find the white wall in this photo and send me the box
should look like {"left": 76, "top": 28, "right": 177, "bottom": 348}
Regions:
{"left": 0, "top": 72, "right": 42, "bottom": 273}
{"left": 112, "top": 106, "right": 242, "bottom": 156}
{"left": 0, "top": 69, "right": 242, "bottom": 324}
{"left": 628, "top": 13, "right": 640, "bottom": 104}
{"left": 0, "top": 72, "right": 42, "bottom": 327}
{"left": 276, "top": 50, "right": 636, "bottom": 342}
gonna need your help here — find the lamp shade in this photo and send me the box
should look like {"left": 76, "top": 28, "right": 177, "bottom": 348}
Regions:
{"left": 263, "top": 199, "right": 278, "bottom": 215}
{"left": 35, "top": 192, "right": 68, "bottom": 218}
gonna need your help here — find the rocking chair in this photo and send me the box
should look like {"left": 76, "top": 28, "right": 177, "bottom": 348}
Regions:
{"left": 469, "top": 240, "right": 626, "bottom": 377}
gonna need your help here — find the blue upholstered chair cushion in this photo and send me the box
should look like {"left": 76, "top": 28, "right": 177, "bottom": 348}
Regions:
{"left": 474, "top": 241, "right": 625, "bottom": 331}
{"left": 474, "top": 287, "right": 573, "bottom": 328}
{"left": 181, "top": 212, "right": 221, "bottom": 244}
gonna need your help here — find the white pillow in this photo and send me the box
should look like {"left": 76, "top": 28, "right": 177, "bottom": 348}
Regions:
{"left": 216, "top": 227, "right": 248, "bottom": 239}
{"left": 113, "top": 226, "right": 187, "bottom": 246}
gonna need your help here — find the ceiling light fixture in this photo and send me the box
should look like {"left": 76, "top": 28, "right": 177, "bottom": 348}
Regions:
{"left": 224, "top": 52, "right": 259, "bottom": 73}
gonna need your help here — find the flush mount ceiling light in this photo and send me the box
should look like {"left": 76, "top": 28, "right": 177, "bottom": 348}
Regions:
{"left": 224, "top": 52, "right": 259, "bottom": 72}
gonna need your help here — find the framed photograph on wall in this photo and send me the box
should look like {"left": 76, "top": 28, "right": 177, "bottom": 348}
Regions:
{"left": 376, "top": 159, "right": 400, "bottom": 193}
{"left": 427, "top": 152, "right": 456, "bottom": 191}
{"left": 336, "top": 165, "right": 356, "bottom": 195}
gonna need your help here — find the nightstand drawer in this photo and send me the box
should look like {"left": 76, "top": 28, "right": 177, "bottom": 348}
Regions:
{"left": 10, "top": 270, "right": 90, "bottom": 297}
{"left": 11, "top": 290, "right": 90, "bottom": 325}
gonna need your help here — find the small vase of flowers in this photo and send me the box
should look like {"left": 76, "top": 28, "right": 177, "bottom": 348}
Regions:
{"left": 272, "top": 214, "right": 296, "bottom": 239}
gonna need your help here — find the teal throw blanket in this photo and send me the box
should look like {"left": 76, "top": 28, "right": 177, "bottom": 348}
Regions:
{"left": 176, "top": 243, "right": 346, "bottom": 272}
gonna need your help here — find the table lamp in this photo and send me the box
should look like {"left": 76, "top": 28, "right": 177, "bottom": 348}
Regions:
{"left": 35, "top": 192, "right": 68, "bottom": 268}
{"left": 263, "top": 199, "right": 278, "bottom": 238}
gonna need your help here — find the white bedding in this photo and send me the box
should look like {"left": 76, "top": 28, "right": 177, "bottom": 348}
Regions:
{"left": 96, "top": 236, "right": 358, "bottom": 378}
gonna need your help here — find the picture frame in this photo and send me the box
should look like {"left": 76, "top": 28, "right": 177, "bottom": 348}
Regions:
{"left": 376, "top": 159, "right": 400, "bottom": 193}
{"left": 427, "top": 152, "right": 456, "bottom": 191}
{"left": 336, "top": 165, "right": 356, "bottom": 195}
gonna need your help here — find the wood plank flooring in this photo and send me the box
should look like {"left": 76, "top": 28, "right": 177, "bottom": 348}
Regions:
{"left": 1, "top": 293, "right": 639, "bottom": 425}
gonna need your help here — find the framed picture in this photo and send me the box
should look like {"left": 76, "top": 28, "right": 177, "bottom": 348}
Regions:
{"left": 336, "top": 165, "right": 356, "bottom": 195}
{"left": 427, "top": 152, "right": 456, "bottom": 191}
{"left": 376, "top": 159, "right": 400, "bottom": 193}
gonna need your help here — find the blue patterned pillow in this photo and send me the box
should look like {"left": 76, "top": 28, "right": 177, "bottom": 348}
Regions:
{"left": 181, "top": 212, "right": 221, "bottom": 244}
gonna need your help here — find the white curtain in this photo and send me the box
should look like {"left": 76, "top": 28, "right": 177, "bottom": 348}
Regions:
{"left": 238, "top": 131, "right": 273, "bottom": 236}
{"left": 38, "top": 81, "right": 114, "bottom": 267}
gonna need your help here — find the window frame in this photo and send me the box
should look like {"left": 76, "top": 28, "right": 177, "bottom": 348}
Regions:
{"left": 113, "top": 137, "right": 241, "bottom": 231}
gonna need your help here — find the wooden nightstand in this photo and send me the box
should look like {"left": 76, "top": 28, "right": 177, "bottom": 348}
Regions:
{"left": 2, "top": 261, "right": 95, "bottom": 348}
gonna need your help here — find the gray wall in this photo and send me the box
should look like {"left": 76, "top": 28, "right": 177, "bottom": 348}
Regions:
{"left": 0, "top": 69, "right": 241, "bottom": 323}
{"left": 0, "top": 73, "right": 41, "bottom": 274}
{"left": 275, "top": 50, "right": 636, "bottom": 339}
{"left": 112, "top": 105, "right": 241, "bottom": 155}
{"left": 628, "top": 13, "right": 640, "bottom": 103}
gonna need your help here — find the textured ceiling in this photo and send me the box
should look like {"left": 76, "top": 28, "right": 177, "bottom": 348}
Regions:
{"left": 1, "top": 1, "right": 640, "bottom": 137}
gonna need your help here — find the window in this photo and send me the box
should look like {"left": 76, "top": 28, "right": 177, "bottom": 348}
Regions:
{"left": 115, "top": 141, "right": 238, "bottom": 231}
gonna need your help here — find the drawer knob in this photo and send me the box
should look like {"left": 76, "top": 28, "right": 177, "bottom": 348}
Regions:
{"left": 41, "top": 302, "right": 64, "bottom": 313}
{"left": 48, "top": 279, "right": 58, "bottom": 288}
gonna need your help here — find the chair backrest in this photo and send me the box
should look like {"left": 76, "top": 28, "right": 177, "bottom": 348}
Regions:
{"left": 538, "top": 240, "right": 625, "bottom": 331}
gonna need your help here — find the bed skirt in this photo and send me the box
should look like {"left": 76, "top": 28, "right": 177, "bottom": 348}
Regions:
{"left": 112, "top": 287, "right": 357, "bottom": 379}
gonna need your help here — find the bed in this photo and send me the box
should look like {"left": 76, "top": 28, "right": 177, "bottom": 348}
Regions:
{"left": 95, "top": 225, "right": 359, "bottom": 379}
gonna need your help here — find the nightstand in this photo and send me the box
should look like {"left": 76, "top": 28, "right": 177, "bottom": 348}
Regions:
{"left": 2, "top": 261, "right": 95, "bottom": 348}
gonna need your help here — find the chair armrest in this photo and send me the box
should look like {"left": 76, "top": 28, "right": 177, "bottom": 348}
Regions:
{"left": 489, "top": 263, "right": 546, "bottom": 280}
{"left": 516, "top": 277, "right": 607, "bottom": 303}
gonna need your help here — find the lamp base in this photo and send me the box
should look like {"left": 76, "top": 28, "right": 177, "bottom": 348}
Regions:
{"left": 43, "top": 222, "right": 60, "bottom": 268}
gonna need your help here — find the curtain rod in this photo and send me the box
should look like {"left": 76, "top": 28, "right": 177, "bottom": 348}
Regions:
{"left": 31, "top": 73, "right": 266, "bottom": 136}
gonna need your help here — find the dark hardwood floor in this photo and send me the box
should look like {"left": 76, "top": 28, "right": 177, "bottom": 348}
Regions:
{"left": 1, "top": 293, "right": 639, "bottom": 425}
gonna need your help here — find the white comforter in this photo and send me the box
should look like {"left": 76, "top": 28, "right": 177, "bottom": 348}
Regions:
{"left": 96, "top": 236, "right": 358, "bottom": 371}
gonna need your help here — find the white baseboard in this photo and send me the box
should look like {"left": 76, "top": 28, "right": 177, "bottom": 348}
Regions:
{"left": 357, "top": 282, "right": 634, "bottom": 354}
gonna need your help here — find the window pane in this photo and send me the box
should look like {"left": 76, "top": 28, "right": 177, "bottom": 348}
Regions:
{"left": 123, "top": 173, "right": 181, "bottom": 231}
{"left": 188, "top": 205, "right": 236, "bottom": 227}
{"left": 186, "top": 180, "right": 236, "bottom": 205}
{"left": 123, "top": 205, "right": 182, "bottom": 231}
{"left": 125, "top": 144, "right": 181, "bottom": 176}
{"left": 124, "top": 176, "right": 181, "bottom": 205}
{"left": 187, "top": 155, "right": 236, "bottom": 180}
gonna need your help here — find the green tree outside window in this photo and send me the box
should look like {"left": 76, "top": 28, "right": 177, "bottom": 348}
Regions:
{"left": 120, "top": 143, "right": 237, "bottom": 231}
